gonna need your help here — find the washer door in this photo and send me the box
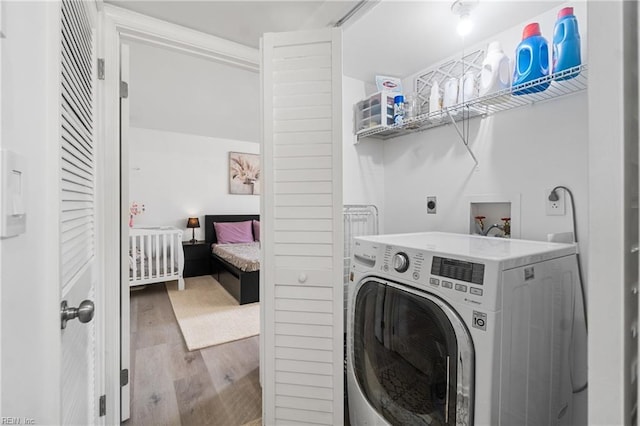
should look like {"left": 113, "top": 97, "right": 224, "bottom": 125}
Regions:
{"left": 352, "top": 279, "right": 474, "bottom": 426}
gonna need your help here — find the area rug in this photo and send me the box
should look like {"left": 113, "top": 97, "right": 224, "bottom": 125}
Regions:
{"left": 166, "top": 275, "right": 259, "bottom": 351}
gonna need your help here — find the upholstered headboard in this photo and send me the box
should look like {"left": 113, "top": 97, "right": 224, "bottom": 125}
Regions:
{"left": 204, "top": 214, "right": 260, "bottom": 245}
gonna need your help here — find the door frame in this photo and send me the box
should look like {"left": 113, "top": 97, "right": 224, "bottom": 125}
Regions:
{"left": 586, "top": 1, "right": 639, "bottom": 423}
{"left": 100, "top": 5, "right": 259, "bottom": 421}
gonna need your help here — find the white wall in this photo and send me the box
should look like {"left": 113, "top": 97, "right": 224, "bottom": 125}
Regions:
{"left": 382, "top": 93, "right": 588, "bottom": 246}
{"left": 128, "top": 40, "right": 260, "bottom": 142}
{"left": 345, "top": 1, "right": 588, "bottom": 246}
{"left": 0, "top": 1, "right": 59, "bottom": 421}
{"left": 128, "top": 127, "right": 259, "bottom": 241}
{"left": 380, "top": 0, "right": 590, "bottom": 276}
{"left": 342, "top": 75, "right": 385, "bottom": 231}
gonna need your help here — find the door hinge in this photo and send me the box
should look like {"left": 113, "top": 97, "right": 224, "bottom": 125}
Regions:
{"left": 120, "top": 81, "right": 129, "bottom": 99}
{"left": 97, "top": 58, "right": 105, "bottom": 80}
{"left": 99, "top": 394, "right": 106, "bottom": 417}
{"left": 121, "top": 368, "right": 129, "bottom": 386}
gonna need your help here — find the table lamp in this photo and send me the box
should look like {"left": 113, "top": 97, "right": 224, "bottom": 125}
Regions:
{"left": 186, "top": 217, "right": 200, "bottom": 244}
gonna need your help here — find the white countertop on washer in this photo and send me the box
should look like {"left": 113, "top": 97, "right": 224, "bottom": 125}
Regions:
{"left": 356, "top": 232, "right": 576, "bottom": 263}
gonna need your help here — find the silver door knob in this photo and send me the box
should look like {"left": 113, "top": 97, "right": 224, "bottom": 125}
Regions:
{"left": 61, "top": 300, "right": 95, "bottom": 329}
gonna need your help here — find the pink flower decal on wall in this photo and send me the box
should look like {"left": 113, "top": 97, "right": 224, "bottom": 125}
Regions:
{"left": 129, "top": 201, "right": 145, "bottom": 227}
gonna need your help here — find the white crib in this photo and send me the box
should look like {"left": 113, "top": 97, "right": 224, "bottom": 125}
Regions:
{"left": 129, "top": 227, "right": 185, "bottom": 291}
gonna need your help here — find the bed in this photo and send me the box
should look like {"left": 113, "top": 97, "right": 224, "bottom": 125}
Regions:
{"left": 129, "top": 227, "right": 185, "bottom": 290}
{"left": 205, "top": 214, "right": 260, "bottom": 304}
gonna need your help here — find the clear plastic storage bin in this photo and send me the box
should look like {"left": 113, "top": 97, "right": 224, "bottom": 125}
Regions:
{"left": 354, "top": 92, "right": 397, "bottom": 135}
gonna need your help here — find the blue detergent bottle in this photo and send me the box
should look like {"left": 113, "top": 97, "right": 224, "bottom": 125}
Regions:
{"left": 512, "top": 23, "right": 550, "bottom": 95}
{"left": 552, "top": 7, "right": 581, "bottom": 80}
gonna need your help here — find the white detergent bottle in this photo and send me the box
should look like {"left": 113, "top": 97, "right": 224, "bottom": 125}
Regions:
{"left": 429, "top": 81, "right": 441, "bottom": 115}
{"left": 443, "top": 77, "right": 459, "bottom": 108}
{"left": 457, "top": 71, "right": 477, "bottom": 104}
{"left": 479, "top": 41, "right": 511, "bottom": 99}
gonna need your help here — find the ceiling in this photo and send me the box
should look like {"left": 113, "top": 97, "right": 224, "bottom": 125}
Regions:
{"left": 343, "top": 0, "right": 565, "bottom": 82}
{"left": 105, "top": 0, "right": 364, "bottom": 48}
{"left": 106, "top": 0, "right": 565, "bottom": 80}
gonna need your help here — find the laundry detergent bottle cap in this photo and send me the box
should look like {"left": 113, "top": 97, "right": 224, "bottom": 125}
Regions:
{"left": 552, "top": 6, "right": 581, "bottom": 79}
{"left": 522, "top": 22, "right": 541, "bottom": 39}
{"left": 558, "top": 6, "right": 574, "bottom": 19}
{"left": 512, "top": 22, "right": 550, "bottom": 95}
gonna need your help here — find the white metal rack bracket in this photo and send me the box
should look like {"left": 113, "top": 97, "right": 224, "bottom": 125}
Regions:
{"left": 445, "top": 108, "right": 479, "bottom": 167}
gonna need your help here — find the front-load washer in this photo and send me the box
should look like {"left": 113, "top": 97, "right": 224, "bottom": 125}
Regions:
{"left": 346, "top": 232, "right": 585, "bottom": 425}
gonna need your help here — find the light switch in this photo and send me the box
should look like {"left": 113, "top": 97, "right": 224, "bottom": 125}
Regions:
{"left": 1, "top": 150, "right": 26, "bottom": 238}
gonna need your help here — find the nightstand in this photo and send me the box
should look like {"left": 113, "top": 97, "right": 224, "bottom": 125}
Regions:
{"left": 182, "top": 241, "right": 211, "bottom": 278}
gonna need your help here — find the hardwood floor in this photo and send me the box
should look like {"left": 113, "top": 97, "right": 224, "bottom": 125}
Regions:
{"left": 125, "top": 283, "right": 262, "bottom": 426}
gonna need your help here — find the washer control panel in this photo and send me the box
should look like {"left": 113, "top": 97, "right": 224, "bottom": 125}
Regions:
{"left": 431, "top": 256, "right": 485, "bottom": 286}
{"left": 380, "top": 244, "right": 487, "bottom": 304}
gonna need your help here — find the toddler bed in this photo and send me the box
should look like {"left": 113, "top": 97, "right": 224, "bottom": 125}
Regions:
{"left": 129, "top": 227, "right": 185, "bottom": 290}
{"left": 205, "top": 214, "right": 260, "bottom": 304}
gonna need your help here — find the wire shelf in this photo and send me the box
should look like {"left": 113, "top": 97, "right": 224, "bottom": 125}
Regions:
{"left": 356, "top": 64, "right": 588, "bottom": 141}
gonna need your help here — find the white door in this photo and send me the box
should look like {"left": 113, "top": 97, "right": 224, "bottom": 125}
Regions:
{"left": 261, "top": 28, "right": 344, "bottom": 425}
{"left": 59, "top": 0, "right": 101, "bottom": 423}
{"left": 120, "top": 42, "right": 132, "bottom": 422}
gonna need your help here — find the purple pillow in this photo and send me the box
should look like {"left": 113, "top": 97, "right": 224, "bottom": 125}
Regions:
{"left": 214, "top": 221, "right": 253, "bottom": 244}
{"left": 252, "top": 220, "right": 260, "bottom": 242}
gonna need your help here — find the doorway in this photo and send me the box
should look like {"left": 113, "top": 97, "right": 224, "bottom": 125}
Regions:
{"left": 121, "top": 39, "right": 262, "bottom": 424}
{"left": 102, "top": 8, "right": 263, "bottom": 423}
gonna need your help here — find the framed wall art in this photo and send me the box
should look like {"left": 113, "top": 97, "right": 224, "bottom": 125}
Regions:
{"left": 229, "top": 152, "right": 260, "bottom": 195}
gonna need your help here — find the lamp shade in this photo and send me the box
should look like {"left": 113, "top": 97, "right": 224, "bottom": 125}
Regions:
{"left": 186, "top": 217, "right": 200, "bottom": 229}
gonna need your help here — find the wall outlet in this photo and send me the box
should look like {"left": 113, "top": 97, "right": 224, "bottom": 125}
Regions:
{"left": 427, "top": 196, "right": 437, "bottom": 214}
{"left": 546, "top": 188, "right": 566, "bottom": 216}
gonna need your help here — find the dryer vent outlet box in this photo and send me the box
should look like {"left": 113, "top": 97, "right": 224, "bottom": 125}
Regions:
{"left": 427, "top": 197, "right": 437, "bottom": 214}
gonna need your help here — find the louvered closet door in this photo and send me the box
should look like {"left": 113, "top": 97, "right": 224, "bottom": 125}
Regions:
{"left": 60, "top": 0, "right": 99, "bottom": 423}
{"left": 262, "top": 28, "right": 343, "bottom": 425}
